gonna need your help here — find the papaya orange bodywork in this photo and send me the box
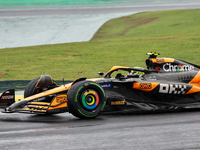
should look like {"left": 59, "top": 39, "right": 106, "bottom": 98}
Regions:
{"left": 48, "top": 102, "right": 67, "bottom": 110}
{"left": 133, "top": 82, "right": 160, "bottom": 92}
{"left": 23, "top": 83, "right": 71, "bottom": 102}
{"left": 48, "top": 94, "right": 68, "bottom": 110}
{"left": 151, "top": 58, "right": 175, "bottom": 63}
{"left": 188, "top": 70, "right": 200, "bottom": 87}
{"left": 185, "top": 86, "right": 200, "bottom": 95}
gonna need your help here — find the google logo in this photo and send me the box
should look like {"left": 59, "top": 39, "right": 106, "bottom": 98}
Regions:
{"left": 177, "top": 64, "right": 182, "bottom": 71}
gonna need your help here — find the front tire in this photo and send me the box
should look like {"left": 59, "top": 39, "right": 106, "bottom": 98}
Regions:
{"left": 67, "top": 80, "right": 106, "bottom": 119}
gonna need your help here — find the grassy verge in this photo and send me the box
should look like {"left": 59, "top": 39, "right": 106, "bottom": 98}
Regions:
{"left": 0, "top": 9, "right": 200, "bottom": 81}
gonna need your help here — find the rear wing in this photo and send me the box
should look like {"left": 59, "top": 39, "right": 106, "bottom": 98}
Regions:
{"left": 0, "top": 89, "right": 15, "bottom": 108}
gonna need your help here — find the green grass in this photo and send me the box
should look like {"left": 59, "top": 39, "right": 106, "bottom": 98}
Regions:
{"left": 0, "top": 9, "right": 200, "bottom": 81}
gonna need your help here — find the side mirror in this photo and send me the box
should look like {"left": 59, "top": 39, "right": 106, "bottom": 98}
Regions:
{"left": 98, "top": 72, "right": 104, "bottom": 76}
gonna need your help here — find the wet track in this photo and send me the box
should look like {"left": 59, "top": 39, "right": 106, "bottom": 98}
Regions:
{"left": 1, "top": 110, "right": 200, "bottom": 150}
{"left": 2, "top": 1, "right": 200, "bottom": 149}
{"left": 1, "top": 1, "right": 200, "bottom": 48}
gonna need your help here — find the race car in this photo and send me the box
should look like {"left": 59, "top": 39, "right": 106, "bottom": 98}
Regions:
{"left": 1, "top": 52, "right": 200, "bottom": 119}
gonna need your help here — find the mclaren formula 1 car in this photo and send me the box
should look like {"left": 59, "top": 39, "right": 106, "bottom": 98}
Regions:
{"left": 1, "top": 52, "right": 200, "bottom": 119}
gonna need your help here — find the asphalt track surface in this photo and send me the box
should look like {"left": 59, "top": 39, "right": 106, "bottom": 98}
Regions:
{"left": 1, "top": 110, "right": 200, "bottom": 150}
{"left": 1, "top": 1, "right": 200, "bottom": 150}
{"left": 1, "top": 1, "right": 200, "bottom": 48}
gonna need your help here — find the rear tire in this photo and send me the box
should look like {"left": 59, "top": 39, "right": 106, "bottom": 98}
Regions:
{"left": 24, "top": 77, "right": 40, "bottom": 98}
{"left": 24, "top": 77, "right": 59, "bottom": 98}
{"left": 67, "top": 80, "right": 106, "bottom": 119}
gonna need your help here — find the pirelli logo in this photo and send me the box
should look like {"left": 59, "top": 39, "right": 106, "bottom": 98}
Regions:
{"left": 140, "top": 83, "right": 152, "bottom": 89}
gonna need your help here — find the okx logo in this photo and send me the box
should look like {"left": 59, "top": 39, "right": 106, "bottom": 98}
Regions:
{"left": 159, "top": 83, "right": 187, "bottom": 94}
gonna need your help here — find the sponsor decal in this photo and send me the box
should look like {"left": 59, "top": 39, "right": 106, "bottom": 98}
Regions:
{"left": 156, "top": 58, "right": 165, "bottom": 63}
{"left": 147, "top": 76, "right": 157, "bottom": 81}
{"left": 163, "top": 63, "right": 194, "bottom": 72}
{"left": 159, "top": 83, "right": 187, "bottom": 94}
{"left": 111, "top": 101, "right": 125, "bottom": 105}
{"left": 155, "top": 66, "right": 161, "bottom": 72}
{"left": 100, "top": 83, "right": 113, "bottom": 89}
{"left": 178, "top": 76, "right": 193, "bottom": 81}
{"left": 33, "top": 97, "right": 45, "bottom": 102}
{"left": 140, "top": 83, "right": 152, "bottom": 89}
{"left": 1, "top": 95, "right": 14, "bottom": 99}
{"left": 56, "top": 96, "right": 67, "bottom": 103}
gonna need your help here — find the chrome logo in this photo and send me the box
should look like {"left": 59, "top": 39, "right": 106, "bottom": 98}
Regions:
{"left": 163, "top": 63, "right": 194, "bottom": 72}
{"left": 177, "top": 64, "right": 182, "bottom": 71}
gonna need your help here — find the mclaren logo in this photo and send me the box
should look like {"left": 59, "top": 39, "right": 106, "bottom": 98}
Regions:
{"left": 140, "top": 83, "right": 152, "bottom": 89}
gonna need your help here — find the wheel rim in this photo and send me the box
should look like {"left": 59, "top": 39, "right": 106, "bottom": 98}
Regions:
{"left": 81, "top": 89, "right": 99, "bottom": 110}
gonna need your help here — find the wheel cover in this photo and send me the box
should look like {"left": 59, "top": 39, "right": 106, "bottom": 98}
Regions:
{"left": 81, "top": 89, "right": 99, "bottom": 110}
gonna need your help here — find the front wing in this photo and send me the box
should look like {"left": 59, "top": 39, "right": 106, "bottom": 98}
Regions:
{"left": 0, "top": 89, "right": 69, "bottom": 114}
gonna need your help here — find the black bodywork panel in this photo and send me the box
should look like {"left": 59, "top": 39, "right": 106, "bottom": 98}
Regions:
{"left": 95, "top": 53, "right": 200, "bottom": 112}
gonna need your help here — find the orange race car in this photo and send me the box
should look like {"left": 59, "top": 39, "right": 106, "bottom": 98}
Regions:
{"left": 1, "top": 52, "right": 200, "bottom": 119}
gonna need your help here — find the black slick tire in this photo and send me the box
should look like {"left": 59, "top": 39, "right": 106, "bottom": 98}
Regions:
{"left": 24, "top": 77, "right": 40, "bottom": 98}
{"left": 24, "top": 77, "right": 59, "bottom": 98}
